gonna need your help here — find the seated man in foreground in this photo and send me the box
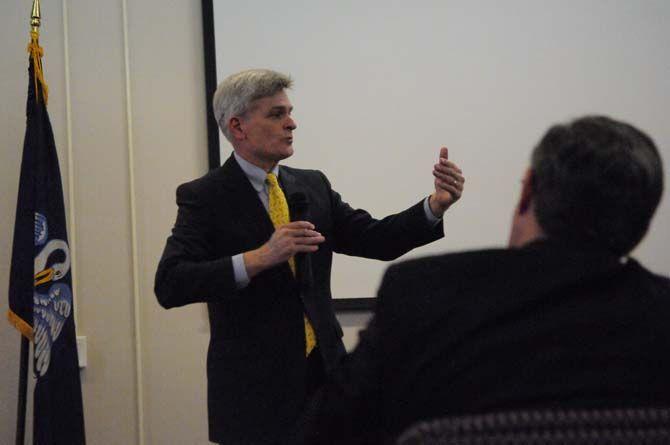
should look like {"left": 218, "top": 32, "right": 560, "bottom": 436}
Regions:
{"left": 295, "top": 115, "right": 670, "bottom": 444}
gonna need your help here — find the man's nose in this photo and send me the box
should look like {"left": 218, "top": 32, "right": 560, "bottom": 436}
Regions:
{"left": 286, "top": 116, "right": 297, "bottom": 131}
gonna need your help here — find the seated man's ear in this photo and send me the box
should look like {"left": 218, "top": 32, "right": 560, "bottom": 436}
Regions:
{"left": 518, "top": 168, "right": 535, "bottom": 215}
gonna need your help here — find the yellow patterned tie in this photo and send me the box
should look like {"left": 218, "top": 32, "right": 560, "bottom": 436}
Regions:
{"left": 266, "top": 173, "right": 317, "bottom": 356}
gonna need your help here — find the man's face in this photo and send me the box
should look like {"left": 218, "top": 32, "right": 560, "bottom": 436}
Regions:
{"left": 238, "top": 90, "right": 297, "bottom": 169}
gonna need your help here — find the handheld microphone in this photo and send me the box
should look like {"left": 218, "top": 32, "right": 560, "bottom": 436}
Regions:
{"left": 289, "top": 192, "right": 314, "bottom": 288}
{"left": 289, "top": 192, "right": 310, "bottom": 222}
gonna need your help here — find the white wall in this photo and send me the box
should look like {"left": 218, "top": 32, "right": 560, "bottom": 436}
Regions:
{"left": 1, "top": 1, "right": 668, "bottom": 444}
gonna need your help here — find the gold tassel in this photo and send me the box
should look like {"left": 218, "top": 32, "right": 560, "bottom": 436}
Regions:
{"left": 7, "top": 310, "right": 34, "bottom": 341}
{"left": 27, "top": 30, "right": 49, "bottom": 105}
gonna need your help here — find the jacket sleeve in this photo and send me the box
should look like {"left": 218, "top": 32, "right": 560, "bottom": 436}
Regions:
{"left": 321, "top": 171, "right": 444, "bottom": 260}
{"left": 154, "top": 183, "right": 238, "bottom": 308}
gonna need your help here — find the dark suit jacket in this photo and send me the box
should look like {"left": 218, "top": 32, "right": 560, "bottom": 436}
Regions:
{"left": 296, "top": 239, "right": 670, "bottom": 444}
{"left": 154, "top": 154, "right": 443, "bottom": 444}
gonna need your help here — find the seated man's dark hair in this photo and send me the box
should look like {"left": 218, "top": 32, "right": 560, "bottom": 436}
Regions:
{"left": 531, "top": 115, "right": 664, "bottom": 255}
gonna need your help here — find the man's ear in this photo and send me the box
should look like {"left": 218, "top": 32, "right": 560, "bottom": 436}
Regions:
{"left": 228, "top": 117, "right": 246, "bottom": 141}
{"left": 518, "top": 168, "right": 534, "bottom": 214}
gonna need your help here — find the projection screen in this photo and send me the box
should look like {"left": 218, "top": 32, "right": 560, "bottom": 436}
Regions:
{"left": 202, "top": 0, "right": 670, "bottom": 306}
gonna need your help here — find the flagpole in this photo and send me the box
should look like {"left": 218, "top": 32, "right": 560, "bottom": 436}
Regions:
{"left": 14, "top": 3, "right": 42, "bottom": 445}
{"left": 16, "top": 337, "right": 29, "bottom": 445}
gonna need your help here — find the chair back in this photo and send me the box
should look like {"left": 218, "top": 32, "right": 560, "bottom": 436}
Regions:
{"left": 396, "top": 407, "right": 670, "bottom": 444}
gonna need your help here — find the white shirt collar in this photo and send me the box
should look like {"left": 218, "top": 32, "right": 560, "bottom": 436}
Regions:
{"left": 233, "top": 152, "right": 279, "bottom": 192}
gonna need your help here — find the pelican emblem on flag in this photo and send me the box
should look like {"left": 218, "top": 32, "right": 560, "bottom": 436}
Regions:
{"left": 33, "top": 212, "right": 73, "bottom": 377}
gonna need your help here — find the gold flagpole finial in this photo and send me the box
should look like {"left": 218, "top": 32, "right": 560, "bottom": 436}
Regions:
{"left": 31, "top": 0, "right": 41, "bottom": 33}
{"left": 28, "top": 0, "right": 48, "bottom": 104}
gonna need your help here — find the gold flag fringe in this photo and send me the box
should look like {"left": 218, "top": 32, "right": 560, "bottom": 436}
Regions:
{"left": 27, "top": 30, "right": 49, "bottom": 105}
{"left": 7, "top": 310, "right": 34, "bottom": 341}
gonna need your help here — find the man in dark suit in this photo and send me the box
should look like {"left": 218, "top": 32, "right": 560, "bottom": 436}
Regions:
{"left": 296, "top": 115, "right": 670, "bottom": 444}
{"left": 154, "top": 69, "right": 465, "bottom": 444}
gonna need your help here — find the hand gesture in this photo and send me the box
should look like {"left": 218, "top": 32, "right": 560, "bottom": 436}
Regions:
{"left": 244, "top": 221, "right": 325, "bottom": 278}
{"left": 429, "top": 147, "right": 465, "bottom": 217}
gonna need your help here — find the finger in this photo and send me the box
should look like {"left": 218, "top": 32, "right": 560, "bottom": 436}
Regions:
{"left": 294, "top": 244, "right": 320, "bottom": 253}
{"left": 435, "top": 180, "right": 462, "bottom": 198}
{"left": 433, "top": 170, "right": 465, "bottom": 185}
{"left": 282, "top": 228, "right": 322, "bottom": 238}
{"left": 294, "top": 235, "right": 326, "bottom": 245}
{"left": 439, "top": 147, "right": 449, "bottom": 160}
{"left": 434, "top": 164, "right": 464, "bottom": 178}
{"left": 436, "top": 173, "right": 463, "bottom": 190}
{"left": 433, "top": 171, "right": 465, "bottom": 186}
{"left": 296, "top": 229, "right": 322, "bottom": 238}
{"left": 282, "top": 221, "right": 315, "bottom": 230}
{"left": 438, "top": 159, "right": 462, "bottom": 173}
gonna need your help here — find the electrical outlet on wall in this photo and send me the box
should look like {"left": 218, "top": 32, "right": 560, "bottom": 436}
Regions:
{"left": 76, "top": 336, "right": 87, "bottom": 368}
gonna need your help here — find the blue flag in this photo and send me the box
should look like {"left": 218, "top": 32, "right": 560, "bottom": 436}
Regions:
{"left": 7, "top": 33, "right": 86, "bottom": 445}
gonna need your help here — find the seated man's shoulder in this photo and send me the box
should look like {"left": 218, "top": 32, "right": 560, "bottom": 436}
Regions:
{"left": 653, "top": 272, "right": 670, "bottom": 290}
{"left": 373, "top": 249, "right": 515, "bottom": 335}
{"left": 629, "top": 258, "right": 670, "bottom": 296}
{"left": 384, "top": 248, "right": 515, "bottom": 287}
{"left": 376, "top": 248, "right": 519, "bottom": 321}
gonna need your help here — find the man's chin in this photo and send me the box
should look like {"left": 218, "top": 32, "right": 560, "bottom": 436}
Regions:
{"left": 278, "top": 146, "right": 294, "bottom": 159}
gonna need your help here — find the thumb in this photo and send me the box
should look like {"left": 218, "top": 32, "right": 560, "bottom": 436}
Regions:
{"left": 440, "top": 146, "right": 449, "bottom": 160}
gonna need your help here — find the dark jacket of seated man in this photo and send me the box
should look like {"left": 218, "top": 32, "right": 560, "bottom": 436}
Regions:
{"left": 293, "top": 116, "right": 670, "bottom": 444}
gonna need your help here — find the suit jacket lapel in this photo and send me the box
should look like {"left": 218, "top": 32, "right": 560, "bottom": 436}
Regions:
{"left": 213, "top": 153, "right": 275, "bottom": 244}
{"left": 278, "top": 165, "right": 303, "bottom": 218}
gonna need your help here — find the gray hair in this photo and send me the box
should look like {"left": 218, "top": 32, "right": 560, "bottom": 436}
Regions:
{"left": 212, "top": 69, "right": 293, "bottom": 142}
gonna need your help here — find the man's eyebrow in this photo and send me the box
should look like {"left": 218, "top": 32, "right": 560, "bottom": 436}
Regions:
{"left": 268, "top": 105, "right": 293, "bottom": 112}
